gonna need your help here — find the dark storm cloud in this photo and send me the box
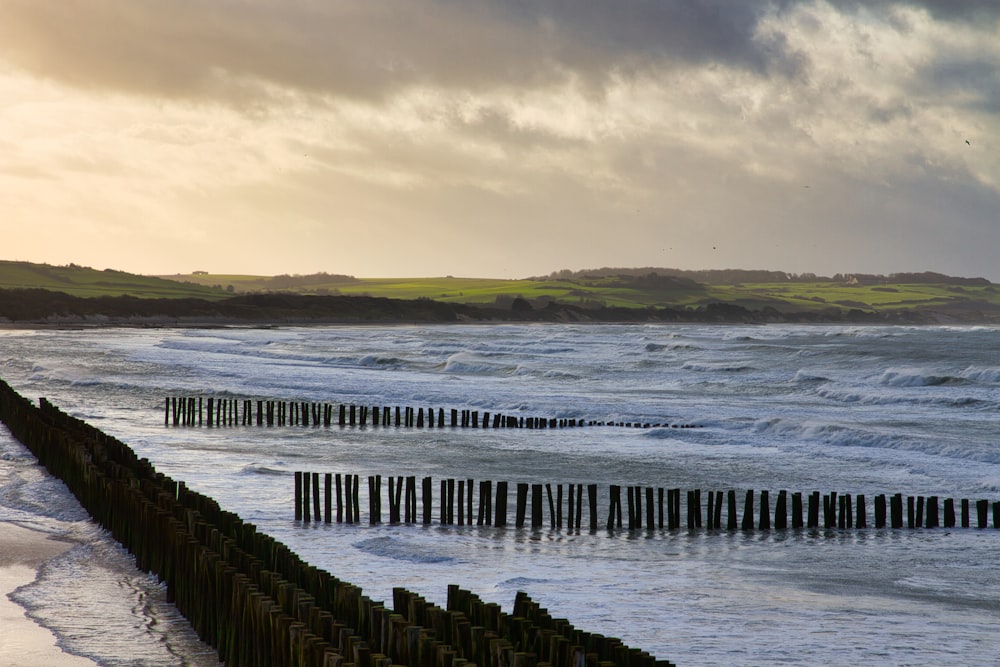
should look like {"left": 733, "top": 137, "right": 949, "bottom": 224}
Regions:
{"left": 0, "top": 0, "right": 803, "bottom": 102}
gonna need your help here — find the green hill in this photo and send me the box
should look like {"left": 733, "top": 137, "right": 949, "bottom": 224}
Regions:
{"left": 0, "top": 261, "right": 227, "bottom": 299}
{"left": 2, "top": 261, "right": 999, "bottom": 322}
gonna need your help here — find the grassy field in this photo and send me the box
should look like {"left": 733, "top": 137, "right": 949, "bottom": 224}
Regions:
{"left": 3, "top": 261, "right": 998, "bottom": 316}
{"left": 164, "top": 271, "right": 1000, "bottom": 314}
{"left": 0, "top": 261, "right": 227, "bottom": 299}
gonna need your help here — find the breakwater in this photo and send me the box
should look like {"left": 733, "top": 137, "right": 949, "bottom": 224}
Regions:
{"left": 0, "top": 379, "right": 673, "bottom": 667}
{"left": 164, "top": 395, "right": 702, "bottom": 430}
{"left": 294, "top": 473, "right": 1000, "bottom": 532}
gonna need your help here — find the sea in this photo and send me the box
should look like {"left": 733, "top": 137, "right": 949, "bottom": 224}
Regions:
{"left": 1, "top": 323, "right": 999, "bottom": 667}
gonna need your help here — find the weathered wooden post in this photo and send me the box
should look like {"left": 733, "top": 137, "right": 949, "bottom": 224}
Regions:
{"left": 808, "top": 492, "right": 820, "bottom": 529}
{"left": 875, "top": 494, "right": 887, "bottom": 528}
{"left": 926, "top": 496, "right": 939, "bottom": 528}
{"left": 406, "top": 476, "right": 416, "bottom": 523}
{"left": 891, "top": 493, "right": 903, "bottom": 529}
{"left": 792, "top": 492, "right": 803, "bottom": 529}
{"left": 552, "top": 484, "right": 561, "bottom": 529}
{"left": 608, "top": 485, "right": 622, "bottom": 529}
{"left": 726, "top": 490, "right": 737, "bottom": 531}
{"left": 588, "top": 484, "right": 598, "bottom": 532}
{"left": 962, "top": 498, "right": 970, "bottom": 528}
{"left": 496, "top": 481, "right": 509, "bottom": 527}
{"left": 325, "top": 474, "right": 332, "bottom": 524}
{"left": 774, "top": 490, "right": 787, "bottom": 530}
{"left": 645, "top": 487, "right": 654, "bottom": 530}
{"left": 303, "top": 472, "right": 311, "bottom": 522}
{"left": 422, "top": 477, "right": 432, "bottom": 524}
{"left": 756, "top": 490, "right": 769, "bottom": 530}
{"left": 370, "top": 476, "right": 381, "bottom": 525}
{"left": 944, "top": 498, "right": 955, "bottom": 528}
{"left": 976, "top": 499, "right": 988, "bottom": 528}
{"left": 741, "top": 490, "right": 754, "bottom": 530}
{"left": 478, "top": 480, "right": 492, "bottom": 526}
{"left": 344, "top": 473, "right": 353, "bottom": 523}
{"left": 312, "top": 472, "right": 321, "bottom": 522}
{"left": 295, "top": 471, "right": 303, "bottom": 521}
{"left": 516, "top": 483, "right": 528, "bottom": 528}
{"left": 856, "top": 495, "right": 866, "bottom": 529}
{"left": 336, "top": 474, "right": 343, "bottom": 523}
{"left": 531, "top": 484, "right": 543, "bottom": 529}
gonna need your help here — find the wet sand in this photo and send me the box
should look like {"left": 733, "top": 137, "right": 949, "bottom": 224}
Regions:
{"left": 0, "top": 522, "right": 98, "bottom": 667}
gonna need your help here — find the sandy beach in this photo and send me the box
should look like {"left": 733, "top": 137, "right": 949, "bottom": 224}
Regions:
{"left": 0, "top": 523, "right": 99, "bottom": 667}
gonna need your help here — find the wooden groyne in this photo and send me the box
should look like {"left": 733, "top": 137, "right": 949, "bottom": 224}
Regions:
{"left": 294, "top": 473, "right": 1000, "bottom": 533}
{"left": 164, "top": 395, "right": 703, "bottom": 430}
{"left": 0, "top": 379, "right": 674, "bottom": 667}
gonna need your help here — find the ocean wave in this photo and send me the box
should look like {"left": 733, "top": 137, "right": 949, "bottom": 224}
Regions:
{"left": 792, "top": 370, "right": 831, "bottom": 383}
{"left": 358, "top": 354, "right": 406, "bottom": 368}
{"left": 879, "top": 368, "right": 967, "bottom": 387}
{"left": 749, "top": 418, "right": 1000, "bottom": 464}
{"left": 961, "top": 367, "right": 1000, "bottom": 385}
{"left": 681, "top": 361, "right": 755, "bottom": 373}
{"left": 816, "top": 387, "right": 995, "bottom": 409}
{"left": 240, "top": 463, "right": 289, "bottom": 476}
{"left": 440, "top": 352, "right": 516, "bottom": 375}
{"left": 353, "top": 536, "right": 454, "bottom": 564}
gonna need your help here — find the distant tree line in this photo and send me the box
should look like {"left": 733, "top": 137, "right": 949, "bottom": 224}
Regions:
{"left": 534, "top": 267, "right": 991, "bottom": 286}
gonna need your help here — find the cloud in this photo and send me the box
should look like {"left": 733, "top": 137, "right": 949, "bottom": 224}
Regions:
{"left": 0, "top": 0, "right": 805, "bottom": 103}
{"left": 0, "top": 1, "right": 998, "bottom": 279}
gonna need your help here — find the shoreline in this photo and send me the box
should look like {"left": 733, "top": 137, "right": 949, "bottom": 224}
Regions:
{"left": 0, "top": 522, "right": 99, "bottom": 667}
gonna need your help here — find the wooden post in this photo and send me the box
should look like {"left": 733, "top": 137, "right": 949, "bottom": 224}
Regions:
{"left": 962, "top": 498, "right": 970, "bottom": 528}
{"left": 496, "top": 481, "right": 509, "bottom": 527}
{"left": 856, "top": 495, "right": 866, "bottom": 529}
{"left": 303, "top": 472, "right": 311, "bottom": 522}
{"left": 808, "top": 492, "right": 820, "bottom": 529}
{"left": 944, "top": 498, "right": 955, "bottom": 528}
{"left": 976, "top": 499, "right": 988, "bottom": 528}
{"left": 344, "top": 473, "right": 353, "bottom": 523}
{"left": 516, "top": 483, "right": 528, "bottom": 528}
{"left": 774, "top": 490, "right": 787, "bottom": 530}
{"left": 406, "top": 476, "right": 416, "bottom": 523}
{"left": 370, "top": 476, "right": 381, "bottom": 525}
{"left": 312, "top": 472, "right": 321, "bottom": 522}
{"left": 478, "top": 480, "right": 492, "bottom": 526}
{"left": 422, "top": 477, "right": 432, "bottom": 524}
{"left": 325, "top": 474, "right": 332, "bottom": 523}
{"left": 741, "top": 490, "right": 754, "bottom": 530}
{"left": 891, "top": 493, "right": 903, "bottom": 529}
{"left": 294, "top": 471, "right": 302, "bottom": 521}
{"left": 608, "top": 485, "right": 622, "bottom": 530}
{"left": 927, "top": 496, "right": 939, "bottom": 528}
{"left": 588, "top": 484, "right": 597, "bottom": 532}
{"left": 875, "top": 494, "right": 887, "bottom": 528}
{"left": 916, "top": 496, "right": 925, "bottom": 528}
{"left": 531, "top": 484, "right": 543, "bottom": 529}
{"left": 567, "top": 484, "right": 575, "bottom": 531}
{"left": 645, "top": 487, "right": 654, "bottom": 530}
{"left": 792, "top": 492, "right": 803, "bottom": 529}
{"left": 726, "top": 490, "right": 737, "bottom": 531}
{"left": 907, "top": 496, "right": 916, "bottom": 529}
{"left": 336, "top": 474, "right": 343, "bottom": 523}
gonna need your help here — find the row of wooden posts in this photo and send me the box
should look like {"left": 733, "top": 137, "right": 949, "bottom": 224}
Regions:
{"left": 164, "top": 396, "right": 702, "bottom": 431}
{"left": 295, "top": 473, "right": 1000, "bottom": 532}
{"left": 0, "top": 378, "right": 673, "bottom": 667}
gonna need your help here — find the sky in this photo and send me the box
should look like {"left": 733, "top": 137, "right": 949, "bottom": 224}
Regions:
{"left": 1, "top": 1, "right": 998, "bottom": 280}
